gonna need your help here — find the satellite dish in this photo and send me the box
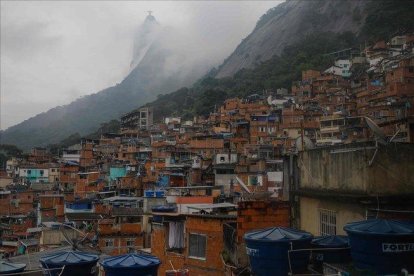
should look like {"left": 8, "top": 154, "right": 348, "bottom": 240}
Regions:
{"left": 267, "top": 96, "right": 273, "bottom": 105}
{"left": 59, "top": 222, "right": 101, "bottom": 254}
{"left": 364, "top": 116, "right": 387, "bottom": 145}
{"left": 295, "top": 136, "right": 315, "bottom": 151}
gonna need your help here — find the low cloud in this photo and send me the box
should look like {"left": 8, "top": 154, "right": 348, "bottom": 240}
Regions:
{"left": 0, "top": 1, "right": 281, "bottom": 129}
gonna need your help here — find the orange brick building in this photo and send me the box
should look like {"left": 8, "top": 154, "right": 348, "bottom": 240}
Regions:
{"left": 151, "top": 200, "right": 290, "bottom": 275}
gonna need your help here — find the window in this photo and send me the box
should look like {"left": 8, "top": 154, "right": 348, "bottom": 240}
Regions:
{"left": 126, "top": 240, "right": 135, "bottom": 247}
{"left": 319, "top": 209, "right": 336, "bottom": 236}
{"left": 168, "top": 222, "right": 185, "bottom": 250}
{"left": 188, "top": 233, "right": 206, "bottom": 259}
{"left": 40, "top": 170, "right": 44, "bottom": 176}
{"left": 105, "top": 239, "right": 114, "bottom": 247}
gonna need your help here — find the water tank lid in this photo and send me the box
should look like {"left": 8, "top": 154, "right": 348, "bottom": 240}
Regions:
{"left": 0, "top": 261, "right": 26, "bottom": 272}
{"left": 311, "top": 235, "right": 349, "bottom": 247}
{"left": 244, "top": 227, "right": 313, "bottom": 242}
{"left": 100, "top": 253, "right": 161, "bottom": 268}
{"left": 344, "top": 219, "right": 414, "bottom": 235}
{"left": 39, "top": 251, "right": 99, "bottom": 265}
{"left": 151, "top": 205, "right": 175, "bottom": 213}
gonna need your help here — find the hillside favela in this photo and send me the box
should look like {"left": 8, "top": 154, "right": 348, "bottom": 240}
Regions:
{"left": 0, "top": 0, "right": 414, "bottom": 275}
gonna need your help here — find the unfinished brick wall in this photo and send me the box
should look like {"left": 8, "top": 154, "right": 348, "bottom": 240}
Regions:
{"left": 185, "top": 216, "right": 229, "bottom": 276}
{"left": 10, "top": 191, "right": 34, "bottom": 215}
{"left": 10, "top": 218, "right": 33, "bottom": 234}
{"left": 99, "top": 236, "right": 143, "bottom": 256}
{"left": 152, "top": 225, "right": 185, "bottom": 275}
{"left": 235, "top": 200, "right": 290, "bottom": 267}
{"left": 236, "top": 200, "right": 290, "bottom": 243}
{"left": 0, "top": 194, "right": 11, "bottom": 216}
{"left": 151, "top": 216, "right": 234, "bottom": 276}
{"left": 39, "top": 196, "right": 65, "bottom": 222}
{"left": 302, "top": 69, "right": 321, "bottom": 81}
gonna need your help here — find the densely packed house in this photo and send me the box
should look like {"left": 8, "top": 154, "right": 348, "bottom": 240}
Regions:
{"left": 1, "top": 33, "right": 414, "bottom": 275}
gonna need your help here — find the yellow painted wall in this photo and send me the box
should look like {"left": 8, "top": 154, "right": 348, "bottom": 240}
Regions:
{"left": 299, "top": 196, "right": 365, "bottom": 236}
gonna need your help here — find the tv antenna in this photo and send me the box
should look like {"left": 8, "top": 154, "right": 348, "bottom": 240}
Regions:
{"left": 363, "top": 116, "right": 402, "bottom": 166}
{"left": 58, "top": 221, "right": 101, "bottom": 254}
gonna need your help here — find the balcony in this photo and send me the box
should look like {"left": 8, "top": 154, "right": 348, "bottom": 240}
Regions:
{"left": 2, "top": 241, "right": 18, "bottom": 247}
{"left": 280, "top": 121, "right": 320, "bottom": 129}
{"left": 316, "top": 138, "right": 343, "bottom": 146}
{"left": 320, "top": 126, "right": 341, "bottom": 133}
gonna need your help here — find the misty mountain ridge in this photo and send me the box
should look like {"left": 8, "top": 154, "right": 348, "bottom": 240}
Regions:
{"left": 3, "top": 0, "right": 413, "bottom": 150}
{"left": 215, "top": 0, "right": 368, "bottom": 78}
{"left": 0, "top": 14, "right": 215, "bottom": 150}
{"left": 136, "top": 0, "right": 414, "bottom": 123}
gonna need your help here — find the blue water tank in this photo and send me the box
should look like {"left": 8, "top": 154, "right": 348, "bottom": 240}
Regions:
{"left": 152, "top": 205, "right": 176, "bottom": 213}
{"left": 39, "top": 251, "right": 99, "bottom": 276}
{"left": 100, "top": 253, "right": 161, "bottom": 276}
{"left": 244, "top": 227, "right": 313, "bottom": 276}
{"left": 0, "top": 261, "right": 26, "bottom": 275}
{"left": 311, "top": 235, "right": 350, "bottom": 271}
{"left": 344, "top": 219, "right": 414, "bottom": 275}
{"left": 155, "top": 190, "right": 165, "bottom": 197}
{"left": 144, "top": 190, "right": 155, "bottom": 197}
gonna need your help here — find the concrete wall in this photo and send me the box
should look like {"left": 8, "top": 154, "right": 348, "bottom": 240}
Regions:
{"left": 300, "top": 143, "right": 414, "bottom": 195}
{"left": 41, "top": 229, "right": 79, "bottom": 245}
{"left": 109, "top": 167, "right": 127, "bottom": 181}
{"left": 0, "top": 177, "right": 13, "bottom": 188}
{"left": 215, "top": 174, "right": 236, "bottom": 194}
{"left": 299, "top": 197, "right": 365, "bottom": 236}
{"left": 143, "top": 197, "right": 166, "bottom": 214}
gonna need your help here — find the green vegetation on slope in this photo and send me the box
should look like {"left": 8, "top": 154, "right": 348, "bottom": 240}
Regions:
{"left": 47, "top": 120, "right": 120, "bottom": 154}
{"left": 43, "top": 0, "right": 414, "bottom": 152}
{"left": 361, "top": 0, "right": 414, "bottom": 41}
{"left": 144, "top": 31, "right": 353, "bottom": 122}
{"left": 141, "top": 0, "right": 414, "bottom": 122}
{"left": 0, "top": 144, "right": 23, "bottom": 169}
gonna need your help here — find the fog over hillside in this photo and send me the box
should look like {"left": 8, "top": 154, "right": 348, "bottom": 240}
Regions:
{"left": 0, "top": 1, "right": 279, "bottom": 130}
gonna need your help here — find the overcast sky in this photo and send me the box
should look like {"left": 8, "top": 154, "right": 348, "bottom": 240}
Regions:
{"left": 0, "top": 1, "right": 281, "bottom": 130}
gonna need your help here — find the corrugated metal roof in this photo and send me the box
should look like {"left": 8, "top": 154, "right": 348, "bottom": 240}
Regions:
{"left": 186, "top": 202, "right": 237, "bottom": 210}
{"left": 103, "top": 196, "right": 143, "bottom": 202}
